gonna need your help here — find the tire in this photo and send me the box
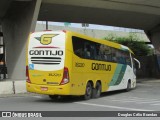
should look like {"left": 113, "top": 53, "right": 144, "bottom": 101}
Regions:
{"left": 84, "top": 82, "right": 93, "bottom": 100}
{"left": 92, "top": 82, "right": 101, "bottom": 98}
{"left": 126, "top": 81, "right": 131, "bottom": 92}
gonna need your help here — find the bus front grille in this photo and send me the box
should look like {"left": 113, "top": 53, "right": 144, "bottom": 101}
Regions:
{"left": 31, "top": 57, "right": 61, "bottom": 65}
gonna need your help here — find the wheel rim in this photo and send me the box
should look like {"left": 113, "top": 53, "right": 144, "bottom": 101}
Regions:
{"left": 84, "top": 82, "right": 93, "bottom": 99}
{"left": 86, "top": 85, "right": 92, "bottom": 96}
{"left": 97, "top": 88, "right": 101, "bottom": 95}
{"left": 96, "top": 83, "right": 101, "bottom": 96}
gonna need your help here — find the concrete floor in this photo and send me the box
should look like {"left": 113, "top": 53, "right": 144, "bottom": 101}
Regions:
{"left": 0, "top": 80, "right": 160, "bottom": 119}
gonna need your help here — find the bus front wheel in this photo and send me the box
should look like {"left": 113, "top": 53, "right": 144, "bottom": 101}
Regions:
{"left": 126, "top": 80, "right": 131, "bottom": 92}
{"left": 84, "top": 82, "right": 93, "bottom": 100}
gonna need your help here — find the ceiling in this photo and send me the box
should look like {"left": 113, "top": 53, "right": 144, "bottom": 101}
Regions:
{"left": 0, "top": 0, "right": 13, "bottom": 24}
{"left": 38, "top": 0, "right": 160, "bottom": 31}
{"left": 0, "top": 0, "right": 32, "bottom": 24}
{"left": 1, "top": 0, "right": 160, "bottom": 31}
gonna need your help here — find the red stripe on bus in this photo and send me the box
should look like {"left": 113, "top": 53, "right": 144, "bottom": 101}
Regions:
{"left": 33, "top": 46, "right": 59, "bottom": 48}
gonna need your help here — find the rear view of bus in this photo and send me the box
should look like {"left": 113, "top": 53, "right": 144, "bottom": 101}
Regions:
{"left": 26, "top": 31, "right": 70, "bottom": 96}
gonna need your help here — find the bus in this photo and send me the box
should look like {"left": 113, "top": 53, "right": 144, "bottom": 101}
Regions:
{"left": 26, "top": 30, "right": 140, "bottom": 100}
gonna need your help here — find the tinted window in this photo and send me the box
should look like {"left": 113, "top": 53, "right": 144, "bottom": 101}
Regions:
{"left": 72, "top": 36, "right": 131, "bottom": 66}
{"left": 98, "top": 44, "right": 112, "bottom": 62}
{"left": 72, "top": 36, "right": 96, "bottom": 60}
{"left": 72, "top": 37, "right": 85, "bottom": 58}
{"left": 84, "top": 42, "right": 95, "bottom": 59}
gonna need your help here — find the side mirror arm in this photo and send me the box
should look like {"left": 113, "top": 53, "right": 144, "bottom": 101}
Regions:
{"left": 134, "top": 58, "right": 141, "bottom": 69}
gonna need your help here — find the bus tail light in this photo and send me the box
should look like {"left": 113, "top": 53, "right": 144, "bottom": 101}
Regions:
{"left": 60, "top": 67, "right": 69, "bottom": 85}
{"left": 62, "top": 30, "right": 66, "bottom": 33}
{"left": 26, "top": 66, "right": 31, "bottom": 83}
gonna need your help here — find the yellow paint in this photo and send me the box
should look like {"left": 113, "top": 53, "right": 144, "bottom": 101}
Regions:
{"left": 26, "top": 31, "right": 131, "bottom": 96}
{"left": 40, "top": 34, "right": 57, "bottom": 45}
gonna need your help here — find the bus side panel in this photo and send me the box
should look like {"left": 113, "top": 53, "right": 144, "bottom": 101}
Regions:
{"left": 70, "top": 55, "right": 118, "bottom": 95}
{"left": 107, "top": 65, "right": 136, "bottom": 91}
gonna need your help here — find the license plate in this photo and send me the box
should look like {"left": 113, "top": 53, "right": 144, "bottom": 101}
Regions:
{"left": 41, "top": 87, "right": 48, "bottom": 91}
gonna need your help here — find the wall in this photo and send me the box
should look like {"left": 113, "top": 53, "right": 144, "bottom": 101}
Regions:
{"left": 2, "top": 0, "right": 41, "bottom": 80}
{"left": 145, "top": 26, "right": 160, "bottom": 78}
{"left": 136, "top": 56, "right": 160, "bottom": 78}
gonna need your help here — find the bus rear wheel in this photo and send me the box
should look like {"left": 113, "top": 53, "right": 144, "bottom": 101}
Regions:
{"left": 93, "top": 82, "right": 101, "bottom": 98}
{"left": 84, "top": 82, "right": 93, "bottom": 100}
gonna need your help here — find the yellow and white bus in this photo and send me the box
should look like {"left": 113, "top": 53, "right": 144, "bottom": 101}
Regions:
{"left": 26, "top": 30, "right": 140, "bottom": 100}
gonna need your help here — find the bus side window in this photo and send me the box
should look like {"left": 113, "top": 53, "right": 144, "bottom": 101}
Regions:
{"left": 104, "top": 46, "right": 112, "bottom": 62}
{"left": 84, "top": 44, "right": 91, "bottom": 59}
{"left": 99, "top": 44, "right": 112, "bottom": 62}
{"left": 72, "top": 37, "right": 85, "bottom": 58}
{"left": 111, "top": 48, "right": 117, "bottom": 62}
{"left": 126, "top": 53, "right": 132, "bottom": 67}
{"left": 117, "top": 51, "right": 126, "bottom": 64}
{"left": 95, "top": 44, "right": 101, "bottom": 60}
{"left": 120, "top": 51, "right": 127, "bottom": 64}
{"left": 84, "top": 42, "right": 95, "bottom": 59}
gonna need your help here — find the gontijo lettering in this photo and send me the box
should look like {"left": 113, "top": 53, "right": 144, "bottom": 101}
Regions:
{"left": 29, "top": 50, "right": 63, "bottom": 56}
{"left": 92, "top": 63, "right": 111, "bottom": 71}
